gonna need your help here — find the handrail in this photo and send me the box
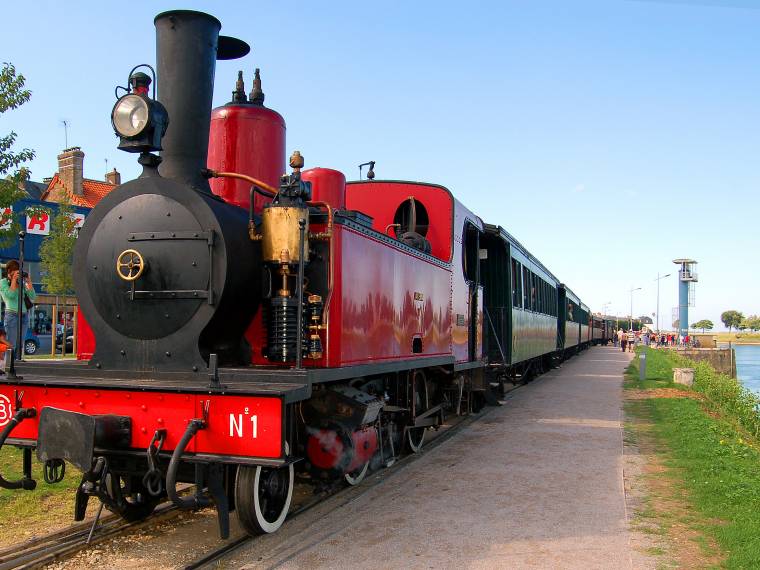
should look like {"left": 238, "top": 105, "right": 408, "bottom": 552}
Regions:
{"left": 307, "top": 201, "right": 335, "bottom": 328}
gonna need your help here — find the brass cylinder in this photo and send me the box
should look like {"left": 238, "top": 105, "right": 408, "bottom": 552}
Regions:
{"left": 261, "top": 206, "right": 309, "bottom": 264}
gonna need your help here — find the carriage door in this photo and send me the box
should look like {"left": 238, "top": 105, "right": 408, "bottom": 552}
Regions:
{"left": 479, "top": 232, "right": 510, "bottom": 366}
{"left": 463, "top": 222, "right": 482, "bottom": 361}
{"left": 557, "top": 286, "right": 566, "bottom": 350}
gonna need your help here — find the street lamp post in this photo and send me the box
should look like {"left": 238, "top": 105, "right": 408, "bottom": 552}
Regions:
{"left": 629, "top": 287, "right": 642, "bottom": 331}
{"left": 654, "top": 273, "right": 671, "bottom": 333}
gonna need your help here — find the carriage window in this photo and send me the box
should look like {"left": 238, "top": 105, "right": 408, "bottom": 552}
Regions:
{"left": 512, "top": 259, "right": 522, "bottom": 308}
{"left": 541, "top": 281, "right": 546, "bottom": 314}
{"left": 542, "top": 281, "right": 547, "bottom": 314}
{"left": 538, "top": 280, "right": 543, "bottom": 313}
{"left": 523, "top": 267, "right": 530, "bottom": 309}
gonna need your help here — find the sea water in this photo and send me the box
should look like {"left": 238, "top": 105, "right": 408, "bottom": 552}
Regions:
{"left": 735, "top": 344, "right": 760, "bottom": 396}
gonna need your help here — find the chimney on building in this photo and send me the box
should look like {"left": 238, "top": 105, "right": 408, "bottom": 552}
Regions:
{"left": 105, "top": 168, "right": 121, "bottom": 186}
{"left": 58, "top": 147, "right": 84, "bottom": 196}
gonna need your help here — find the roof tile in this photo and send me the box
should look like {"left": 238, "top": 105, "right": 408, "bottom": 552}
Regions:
{"left": 41, "top": 174, "right": 117, "bottom": 208}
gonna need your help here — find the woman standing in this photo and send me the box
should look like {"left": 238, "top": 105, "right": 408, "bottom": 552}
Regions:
{"left": 0, "top": 260, "right": 37, "bottom": 352}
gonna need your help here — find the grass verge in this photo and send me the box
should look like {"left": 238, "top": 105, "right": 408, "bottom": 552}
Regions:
{"left": 627, "top": 348, "right": 760, "bottom": 568}
{"left": 24, "top": 353, "right": 77, "bottom": 360}
{"left": 0, "top": 446, "right": 87, "bottom": 545}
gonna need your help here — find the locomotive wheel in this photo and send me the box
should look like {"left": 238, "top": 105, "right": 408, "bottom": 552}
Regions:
{"left": 235, "top": 446, "right": 294, "bottom": 535}
{"left": 406, "top": 370, "right": 428, "bottom": 453}
{"left": 344, "top": 461, "right": 369, "bottom": 486}
{"left": 104, "top": 473, "right": 160, "bottom": 522}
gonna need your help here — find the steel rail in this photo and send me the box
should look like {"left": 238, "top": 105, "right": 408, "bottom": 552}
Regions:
{"left": 0, "top": 503, "right": 179, "bottom": 570}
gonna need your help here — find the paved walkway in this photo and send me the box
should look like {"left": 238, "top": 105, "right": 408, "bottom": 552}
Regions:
{"left": 234, "top": 346, "right": 652, "bottom": 569}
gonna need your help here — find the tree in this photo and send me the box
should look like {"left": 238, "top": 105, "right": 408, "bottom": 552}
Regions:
{"left": 721, "top": 310, "right": 743, "bottom": 333}
{"left": 39, "top": 197, "right": 76, "bottom": 295}
{"left": 738, "top": 316, "right": 760, "bottom": 333}
{"left": 0, "top": 63, "right": 35, "bottom": 247}
{"left": 691, "top": 319, "right": 714, "bottom": 333}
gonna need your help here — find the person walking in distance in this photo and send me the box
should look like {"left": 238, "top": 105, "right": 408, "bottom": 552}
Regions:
{"left": 0, "top": 260, "right": 36, "bottom": 353}
{"left": 619, "top": 329, "right": 627, "bottom": 352}
{"left": 627, "top": 329, "right": 636, "bottom": 353}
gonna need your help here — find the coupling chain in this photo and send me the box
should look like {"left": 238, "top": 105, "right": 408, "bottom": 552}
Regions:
{"left": 143, "top": 428, "right": 167, "bottom": 496}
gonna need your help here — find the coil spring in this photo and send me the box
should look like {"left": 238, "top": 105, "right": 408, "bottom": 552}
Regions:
{"left": 267, "top": 297, "right": 301, "bottom": 362}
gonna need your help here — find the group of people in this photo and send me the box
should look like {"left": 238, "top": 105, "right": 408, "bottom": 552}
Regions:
{"left": 616, "top": 329, "right": 638, "bottom": 353}
{"left": 614, "top": 328, "right": 696, "bottom": 353}
{"left": 0, "top": 259, "right": 37, "bottom": 369}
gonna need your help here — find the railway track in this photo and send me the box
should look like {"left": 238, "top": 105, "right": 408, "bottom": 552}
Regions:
{"left": 0, "top": 388, "right": 517, "bottom": 570}
{"left": 0, "top": 503, "right": 180, "bottom": 570}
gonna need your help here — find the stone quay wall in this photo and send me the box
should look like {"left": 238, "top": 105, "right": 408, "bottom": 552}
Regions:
{"left": 671, "top": 348, "right": 736, "bottom": 378}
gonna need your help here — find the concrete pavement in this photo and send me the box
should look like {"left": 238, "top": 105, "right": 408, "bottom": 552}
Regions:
{"left": 232, "top": 346, "right": 652, "bottom": 569}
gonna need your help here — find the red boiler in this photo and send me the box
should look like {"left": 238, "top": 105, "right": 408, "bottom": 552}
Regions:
{"left": 302, "top": 167, "right": 346, "bottom": 210}
{"left": 207, "top": 69, "right": 285, "bottom": 212}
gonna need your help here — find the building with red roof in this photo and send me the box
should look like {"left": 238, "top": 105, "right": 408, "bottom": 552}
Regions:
{"left": 40, "top": 147, "right": 120, "bottom": 208}
{"left": 0, "top": 148, "right": 122, "bottom": 344}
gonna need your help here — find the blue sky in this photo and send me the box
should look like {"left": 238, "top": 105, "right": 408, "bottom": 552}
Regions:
{"left": 2, "top": 0, "right": 758, "bottom": 330}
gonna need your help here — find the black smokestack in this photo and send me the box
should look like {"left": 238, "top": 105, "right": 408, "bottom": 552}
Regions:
{"left": 154, "top": 10, "right": 248, "bottom": 191}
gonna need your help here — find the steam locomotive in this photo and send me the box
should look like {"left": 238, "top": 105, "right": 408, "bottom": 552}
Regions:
{"left": 0, "top": 10, "right": 611, "bottom": 538}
